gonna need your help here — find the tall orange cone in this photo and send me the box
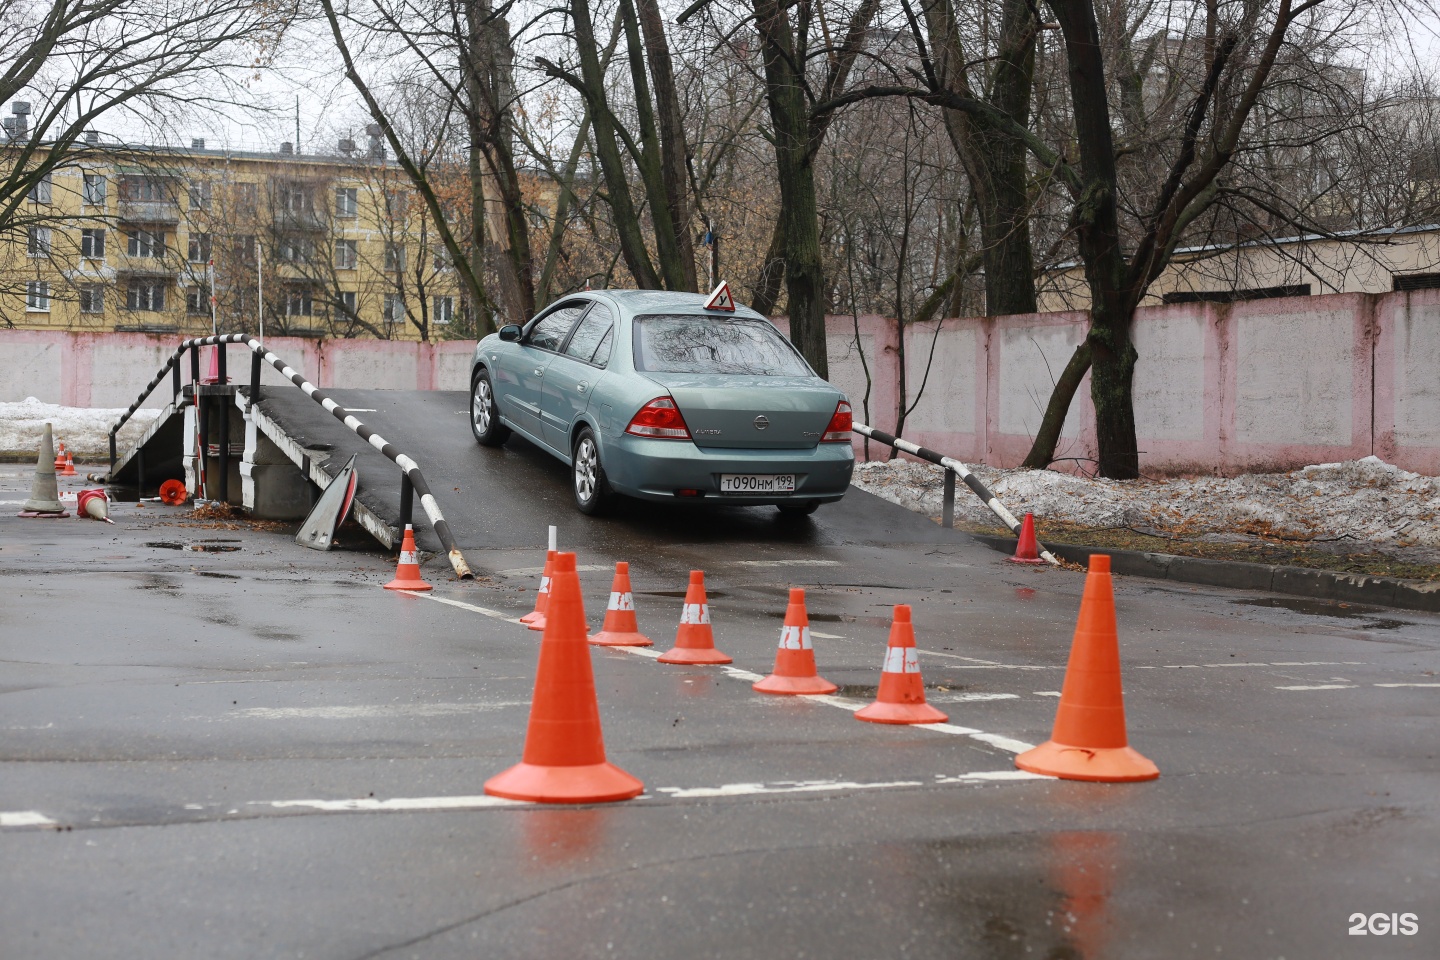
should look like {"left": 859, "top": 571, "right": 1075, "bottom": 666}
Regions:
{"left": 754, "top": 588, "right": 837, "bottom": 695}
{"left": 589, "top": 562, "right": 652, "bottom": 647}
{"left": 1015, "top": 555, "right": 1158, "bottom": 782}
{"left": 855, "top": 605, "right": 947, "bottom": 724}
{"left": 383, "top": 524, "right": 433, "bottom": 592}
{"left": 657, "top": 571, "right": 732, "bottom": 664}
{"left": 485, "top": 551, "right": 643, "bottom": 803}
{"left": 54, "top": 441, "right": 67, "bottom": 472}
{"left": 521, "top": 550, "right": 556, "bottom": 630}
{"left": 60, "top": 451, "right": 77, "bottom": 477}
{"left": 1009, "top": 512, "right": 1046, "bottom": 564}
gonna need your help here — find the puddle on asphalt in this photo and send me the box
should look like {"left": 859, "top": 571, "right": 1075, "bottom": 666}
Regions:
{"left": 195, "top": 571, "right": 240, "bottom": 579}
{"left": 145, "top": 541, "right": 185, "bottom": 550}
{"left": 639, "top": 589, "right": 730, "bottom": 599}
{"left": 1234, "top": 596, "right": 1406, "bottom": 630}
{"left": 189, "top": 544, "right": 241, "bottom": 553}
{"left": 145, "top": 539, "right": 242, "bottom": 554}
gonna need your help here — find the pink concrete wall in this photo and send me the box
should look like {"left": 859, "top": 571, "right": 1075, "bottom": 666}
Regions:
{"left": 5, "top": 292, "right": 1439, "bottom": 476}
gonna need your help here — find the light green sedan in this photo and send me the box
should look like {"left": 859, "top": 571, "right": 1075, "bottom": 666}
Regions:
{"left": 469, "top": 289, "right": 854, "bottom": 515}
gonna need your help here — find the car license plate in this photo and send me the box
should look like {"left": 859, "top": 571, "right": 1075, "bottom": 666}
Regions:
{"left": 720, "top": 474, "right": 795, "bottom": 493}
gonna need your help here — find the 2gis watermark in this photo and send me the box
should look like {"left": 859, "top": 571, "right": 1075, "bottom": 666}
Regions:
{"left": 1348, "top": 912, "right": 1419, "bottom": 936}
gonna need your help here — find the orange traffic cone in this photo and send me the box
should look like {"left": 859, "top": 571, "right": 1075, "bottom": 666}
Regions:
{"left": 589, "top": 562, "right": 652, "bottom": 647}
{"left": 383, "top": 524, "right": 433, "bottom": 592}
{"left": 485, "top": 551, "right": 644, "bottom": 803}
{"left": 75, "top": 489, "right": 114, "bottom": 524}
{"left": 521, "top": 550, "right": 556, "bottom": 631}
{"left": 1009, "top": 512, "right": 1046, "bottom": 564}
{"left": 855, "top": 605, "right": 947, "bottom": 724}
{"left": 158, "top": 479, "right": 188, "bottom": 505}
{"left": 60, "top": 451, "right": 77, "bottom": 477}
{"left": 54, "top": 441, "right": 67, "bottom": 472}
{"left": 1015, "top": 555, "right": 1158, "bottom": 782}
{"left": 657, "top": 571, "right": 732, "bottom": 664}
{"left": 754, "top": 588, "right": 837, "bottom": 695}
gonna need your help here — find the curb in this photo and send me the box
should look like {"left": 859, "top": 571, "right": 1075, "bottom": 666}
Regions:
{"left": 971, "top": 533, "right": 1440, "bottom": 614}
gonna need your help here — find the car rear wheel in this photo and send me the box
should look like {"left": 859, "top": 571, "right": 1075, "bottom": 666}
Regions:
{"left": 471, "top": 368, "right": 510, "bottom": 447}
{"left": 572, "top": 427, "right": 613, "bottom": 515}
{"left": 776, "top": 500, "right": 821, "bottom": 517}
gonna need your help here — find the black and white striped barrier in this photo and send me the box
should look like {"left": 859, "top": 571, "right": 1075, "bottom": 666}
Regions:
{"left": 853, "top": 423, "right": 1060, "bottom": 567}
{"left": 107, "top": 334, "right": 474, "bottom": 581}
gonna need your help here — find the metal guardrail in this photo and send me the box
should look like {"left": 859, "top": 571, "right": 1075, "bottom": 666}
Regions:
{"left": 107, "top": 333, "right": 474, "bottom": 580}
{"left": 853, "top": 422, "right": 1059, "bottom": 566}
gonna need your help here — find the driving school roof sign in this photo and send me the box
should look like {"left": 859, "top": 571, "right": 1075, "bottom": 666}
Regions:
{"left": 703, "top": 281, "right": 736, "bottom": 311}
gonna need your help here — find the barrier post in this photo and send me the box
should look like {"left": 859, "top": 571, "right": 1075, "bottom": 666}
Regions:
{"left": 249, "top": 352, "right": 262, "bottom": 409}
{"left": 942, "top": 468, "right": 955, "bottom": 529}
{"left": 217, "top": 391, "right": 230, "bottom": 504}
{"left": 399, "top": 472, "right": 413, "bottom": 529}
{"left": 172, "top": 361, "right": 181, "bottom": 403}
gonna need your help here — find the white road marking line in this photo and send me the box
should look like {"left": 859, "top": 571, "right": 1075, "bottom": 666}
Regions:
{"left": 1138, "top": 661, "right": 1367, "bottom": 670}
{"left": 262, "top": 796, "right": 521, "bottom": 813}
{"left": 495, "top": 564, "right": 612, "bottom": 578}
{"left": 1, "top": 811, "right": 56, "bottom": 828}
{"left": 657, "top": 778, "right": 921, "bottom": 799}
{"left": 929, "top": 692, "right": 1021, "bottom": 703}
{"left": 1035, "top": 691, "right": 1063, "bottom": 697}
{"left": 1374, "top": 682, "right": 1440, "bottom": 688}
{"left": 231, "top": 702, "right": 526, "bottom": 720}
{"left": 935, "top": 770, "right": 1049, "bottom": 784}
{"left": 409, "top": 592, "right": 526, "bottom": 625}
{"left": 729, "top": 560, "right": 842, "bottom": 567}
{"left": 1275, "top": 684, "right": 1358, "bottom": 691}
{"left": 920, "top": 650, "right": 1007, "bottom": 666}
{"left": 810, "top": 630, "right": 845, "bottom": 639}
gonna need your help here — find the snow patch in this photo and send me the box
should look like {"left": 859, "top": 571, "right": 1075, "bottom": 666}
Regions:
{"left": 0, "top": 398, "right": 161, "bottom": 459}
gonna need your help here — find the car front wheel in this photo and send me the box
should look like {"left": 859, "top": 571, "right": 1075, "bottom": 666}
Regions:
{"left": 471, "top": 368, "right": 511, "bottom": 447}
{"left": 572, "top": 427, "right": 613, "bottom": 515}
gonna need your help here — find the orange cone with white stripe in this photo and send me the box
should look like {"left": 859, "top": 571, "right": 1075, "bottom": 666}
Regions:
{"left": 657, "top": 571, "right": 732, "bottom": 664}
{"left": 754, "top": 588, "right": 837, "bottom": 695}
{"left": 53, "top": 442, "right": 67, "bottom": 472}
{"left": 383, "top": 524, "right": 432, "bottom": 592}
{"left": 521, "top": 550, "right": 556, "bottom": 630}
{"left": 1015, "top": 555, "right": 1158, "bottom": 782}
{"left": 60, "top": 451, "right": 77, "bottom": 477}
{"left": 589, "top": 562, "right": 652, "bottom": 647}
{"left": 484, "top": 551, "right": 643, "bottom": 803}
{"left": 855, "top": 605, "right": 947, "bottom": 724}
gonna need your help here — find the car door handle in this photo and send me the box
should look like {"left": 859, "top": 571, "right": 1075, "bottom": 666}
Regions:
{"left": 577, "top": 381, "right": 588, "bottom": 394}
{"left": 533, "top": 368, "right": 542, "bottom": 376}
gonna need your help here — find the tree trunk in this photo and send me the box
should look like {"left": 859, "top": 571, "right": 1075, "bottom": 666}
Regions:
{"left": 635, "top": 0, "right": 698, "bottom": 291}
{"left": 752, "top": 0, "right": 827, "bottom": 378}
{"left": 1019, "top": 342, "right": 1090, "bottom": 468}
{"left": 751, "top": 217, "right": 785, "bottom": 315}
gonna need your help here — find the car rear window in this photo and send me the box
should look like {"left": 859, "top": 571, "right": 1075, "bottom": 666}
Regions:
{"left": 632, "top": 315, "right": 812, "bottom": 376}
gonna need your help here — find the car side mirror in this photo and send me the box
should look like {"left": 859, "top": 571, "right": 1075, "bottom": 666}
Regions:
{"left": 498, "top": 324, "right": 522, "bottom": 342}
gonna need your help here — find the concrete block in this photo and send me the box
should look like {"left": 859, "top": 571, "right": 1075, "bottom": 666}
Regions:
{"left": 241, "top": 460, "right": 315, "bottom": 520}
{"left": 1328, "top": 573, "right": 1397, "bottom": 607}
{"left": 1271, "top": 566, "right": 1336, "bottom": 601}
{"left": 1167, "top": 556, "right": 1276, "bottom": 591}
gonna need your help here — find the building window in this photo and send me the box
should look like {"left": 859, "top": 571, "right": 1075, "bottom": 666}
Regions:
{"left": 25, "top": 281, "right": 49, "bottom": 312}
{"left": 279, "top": 183, "right": 312, "bottom": 213}
{"left": 188, "top": 233, "right": 211, "bottom": 263}
{"left": 383, "top": 293, "right": 405, "bottom": 324}
{"left": 1161, "top": 285, "right": 1312, "bottom": 305}
{"left": 1393, "top": 273, "right": 1440, "bottom": 291}
{"left": 335, "top": 187, "right": 358, "bottom": 218}
{"left": 83, "top": 174, "right": 107, "bottom": 206}
{"left": 384, "top": 243, "right": 405, "bottom": 272}
{"left": 28, "top": 173, "right": 52, "bottom": 204}
{"left": 432, "top": 250, "right": 451, "bottom": 272}
{"left": 279, "top": 236, "right": 314, "bottom": 263}
{"left": 27, "top": 226, "right": 51, "bottom": 257}
{"left": 334, "top": 239, "right": 358, "bottom": 269}
{"left": 186, "top": 285, "right": 211, "bottom": 315}
{"left": 188, "top": 181, "right": 212, "bottom": 210}
{"left": 236, "top": 182, "right": 258, "bottom": 215}
{"left": 79, "top": 284, "right": 103, "bottom": 314}
{"left": 127, "top": 229, "right": 165, "bottom": 257}
{"left": 235, "top": 235, "right": 256, "bottom": 264}
{"left": 81, "top": 228, "right": 106, "bottom": 259}
{"left": 433, "top": 295, "right": 454, "bottom": 325}
{"left": 337, "top": 290, "right": 357, "bottom": 318}
{"left": 285, "top": 287, "right": 314, "bottom": 316}
{"left": 122, "top": 176, "right": 168, "bottom": 202}
{"left": 127, "top": 279, "right": 166, "bottom": 311}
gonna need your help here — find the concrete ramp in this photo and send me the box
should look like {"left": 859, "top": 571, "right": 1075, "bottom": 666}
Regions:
{"left": 108, "top": 401, "right": 185, "bottom": 492}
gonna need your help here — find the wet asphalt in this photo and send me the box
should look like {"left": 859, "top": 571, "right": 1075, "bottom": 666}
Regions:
{"left": 1, "top": 394, "right": 1438, "bottom": 959}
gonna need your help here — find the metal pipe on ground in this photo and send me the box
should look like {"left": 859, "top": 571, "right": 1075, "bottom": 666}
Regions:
{"left": 852, "top": 422, "right": 1059, "bottom": 567}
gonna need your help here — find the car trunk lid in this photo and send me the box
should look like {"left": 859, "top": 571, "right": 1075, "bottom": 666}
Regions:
{"left": 641, "top": 373, "right": 840, "bottom": 450}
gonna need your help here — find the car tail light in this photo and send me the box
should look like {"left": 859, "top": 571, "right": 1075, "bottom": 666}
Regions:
{"left": 625, "top": 397, "right": 691, "bottom": 439}
{"left": 822, "top": 400, "right": 853, "bottom": 441}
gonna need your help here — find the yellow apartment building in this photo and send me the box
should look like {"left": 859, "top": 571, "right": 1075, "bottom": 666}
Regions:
{"left": 1, "top": 135, "right": 465, "bottom": 341}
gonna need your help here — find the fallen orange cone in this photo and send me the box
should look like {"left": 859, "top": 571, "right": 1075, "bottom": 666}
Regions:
{"left": 589, "top": 562, "right": 652, "bottom": 647}
{"left": 158, "top": 479, "right": 188, "bottom": 505}
{"left": 855, "top": 605, "right": 947, "bottom": 724}
{"left": 1015, "top": 555, "right": 1158, "bottom": 782}
{"left": 1008, "top": 512, "right": 1046, "bottom": 564}
{"left": 383, "top": 524, "right": 433, "bottom": 592}
{"left": 485, "top": 551, "right": 643, "bottom": 803}
{"left": 657, "top": 571, "right": 732, "bottom": 664}
{"left": 521, "top": 550, "right": 556, "bottom": 631}
{"left": 76, "top": 489, "right": 114, "bottom": 524}
{"left": 754, "top": 588, "right": 837, "bottom": 695}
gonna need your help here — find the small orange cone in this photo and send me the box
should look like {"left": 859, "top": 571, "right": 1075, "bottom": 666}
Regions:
{"left": 1015, "top": 555, "right": 1158, "bottom": 782}
{"left": 657, "top": 571, "right": 732, "bottom": 665}
{"left": 589, "top": 562, "right": 652, "bottom": 647}
{"left": 485, "top": 551, "right": 644, "bottom": 803}
{"left": 54, "top": 442, "right": 67, "bottom": 472}
{"left": 754, "top": 588, "right": 837, "bottom": 695}
{"left": 158, "top": 479, "right": 188, "bottom": 505}
{"left": 383, "top": 524, "right": 433, "bottom": 592}
{"left": 75, "top": 489, "right": 114, "bottom": 524}
{"left": 855, "top": 605, "right": 947, "bottom": 724}
{"left": 1008, "top": 512, "right": 1046, "bottom": 564}
{"left": 60, "top": 451, "right": 77, "bottom": 477}
{"left": 521, "top": 550, "right": 556, "bottom": 631}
